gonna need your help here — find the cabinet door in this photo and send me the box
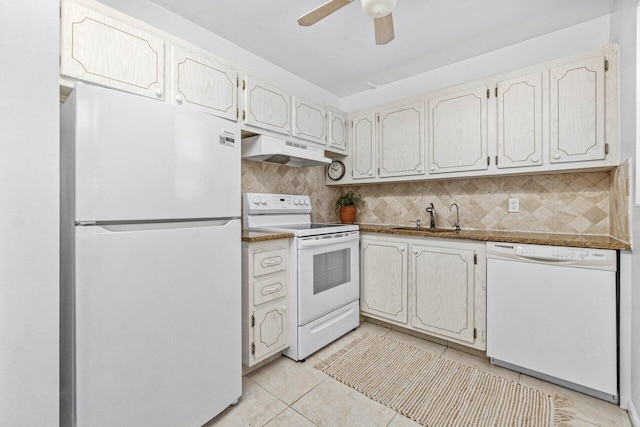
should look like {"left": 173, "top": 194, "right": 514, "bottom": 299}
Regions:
{"left": 549, "top": 57, "right": 606, "bottom": 163}
{"left": 244, "top": 77, "right": 290, "bottom": 135}
{"left": 352, "top": 113, "right": 376, "bottom": 179}
{"left": 410, "top": 245, "right": 475, "bottom": 344}
{"left": 252, "top": 302, "right": 288, "bottom": 361}
{"left": 61, "top": 2, "right": 165, "bottom": 100}
{"left": 328, "top": 111, "right": 348, "bottom": 152}
{"left": 292, "top": 97, "right": 327, "bottom": 144}
{"left": 360, "top": 239, "right": 408, "bottom": 324}
{"left": 497, "top": 73, "right": 543, "bottom": 168}
{"left": 428, "top": 86, "right": 488, "bottom": 174}
{"left": 379, "top": 102, "right": 425, "bottom": 178}
{"left": 170, "top": 45, "right": 237, "bottom": 121}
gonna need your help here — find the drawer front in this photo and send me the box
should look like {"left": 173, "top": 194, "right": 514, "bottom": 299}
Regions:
{"left": 253, "top": 273, "right": 287, "bottom": 305}
{"left": 253, "top": 248, "right": 287, "bottom": 277}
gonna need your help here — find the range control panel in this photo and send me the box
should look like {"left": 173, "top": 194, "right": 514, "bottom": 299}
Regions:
{"left": 244, "top": 193, "right": 311, "bottom": 214}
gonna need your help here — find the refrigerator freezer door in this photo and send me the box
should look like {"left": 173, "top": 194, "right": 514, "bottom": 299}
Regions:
{"left": 73, "top": 83, "right": 240, "bottom": 222}
{"left": 73, "top": 219, "right": 241, "bottom": 427}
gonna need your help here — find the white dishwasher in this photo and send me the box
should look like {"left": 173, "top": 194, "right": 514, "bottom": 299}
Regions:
{"left": 486, "top": 242, "right": 617, "bottom": 403}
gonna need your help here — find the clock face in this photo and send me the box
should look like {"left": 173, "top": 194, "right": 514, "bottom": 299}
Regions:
{"left": 328, "top": 160, "right": 346, "bottom": 181}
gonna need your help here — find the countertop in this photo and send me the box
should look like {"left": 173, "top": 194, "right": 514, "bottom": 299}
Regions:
{"left": 242, "top": 230, "right": 294, "bottom": 243}
{"left": 357, "top": 224, "right": 631, "bottom": 250}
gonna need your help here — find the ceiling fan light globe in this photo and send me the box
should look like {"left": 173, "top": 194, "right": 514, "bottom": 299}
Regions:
{"left": 361, "top": 0, "right": 397, "bottom": 18}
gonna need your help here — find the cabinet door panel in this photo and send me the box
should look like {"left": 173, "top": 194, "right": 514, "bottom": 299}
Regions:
{"left": 379, "top": 102, "right": 425, "bottom": 178}
{"left": 253, "top": 302, "right": 288, "bottom": 360}
{"left": 497, "top": 73, "right": 543, "bottom": 168}
{"left": 360, "top": 239, "right": 408, "bottom": 324}
{"left": 171, "top": 45, "right": 237, "bottom": 120}
{"left": 293, "top": 97, "right": 327, "bottom": 144}
{"left": 352, "top": 113, "right": 376, "bottom": 179}
{"left": 428, "top": 87, "right": 488, "bottom": 174}
{"left": 328, "top": 111, "right": 348, "bottom": 152}
{"left": 244, "top": 77, "right": 290, "bottom": 135}
{"left": 411, "top": 245, "right": 475, "bottom": 343}
{"left": 550, "top": 57, "right": 605, "bottom": 163}
{"left": 61, "top": 2, "right": 165, "bottom": 100}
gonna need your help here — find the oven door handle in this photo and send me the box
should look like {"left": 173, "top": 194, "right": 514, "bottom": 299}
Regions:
{"left": 298, "top": 233, "right": 359, "bottom": 249}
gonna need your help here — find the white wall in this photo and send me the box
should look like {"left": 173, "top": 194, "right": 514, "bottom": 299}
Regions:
{"left": 97, "top": 0, "right": 341, "bottom": 108}
{"left": 340, "top": 15, "right": 611, "bottom": 112}
{"left": 0, "top": 1, "right": 60, "bottom": 426}
{"left": 610, "top": 0, "right": 640, "bottom": 423}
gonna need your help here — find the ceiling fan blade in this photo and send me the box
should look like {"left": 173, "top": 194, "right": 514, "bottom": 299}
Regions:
{"left": 374, "top": 13, "right": 395, "bottom": 45}
{"left": 297, "top": 0, "right": 353, "bottom": 26}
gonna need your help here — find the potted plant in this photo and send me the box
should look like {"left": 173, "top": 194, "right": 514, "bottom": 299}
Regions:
{"left": 336, "top": 191, "right": 364, "bottom": 224}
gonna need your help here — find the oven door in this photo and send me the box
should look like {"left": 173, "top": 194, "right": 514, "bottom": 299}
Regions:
{"left": 297, "top": 231, "right": 359, "bottom": 325}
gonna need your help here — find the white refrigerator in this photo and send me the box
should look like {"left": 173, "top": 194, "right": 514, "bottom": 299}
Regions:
{"left": 60, "top": 83, "right": 242, "bottom": 427}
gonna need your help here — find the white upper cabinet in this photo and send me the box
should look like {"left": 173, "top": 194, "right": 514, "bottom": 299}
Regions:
{"left": 292, "top": 97, "right": 327, "bottom": 144}
{"left": 410, "top": 245, "right": 476, "bottom": 344}
{"left": 328, "top": 110, "right": 348, "bottom": 153}
{"left": 61, "top": 1, "right": 165, "bottom": 100}
{"left": 378, "top": 102, "right": 425, "bottom": 178}
{"left": 496, "top": 73, "right": 543, "bottom": 169}
{"left": 243, "top": 76, "right": 291, "bottom": 135}
{"left": 352, "top": 113, "right": 377, "bottom": 179}
{"left": 170, "top": 45, "right": 237, "bottom": 121}
{"left": 550, "top": 57, "right": 606, "bottom": 164}
{"left": 428, "top": 86, "right": 489, "bottom": 174}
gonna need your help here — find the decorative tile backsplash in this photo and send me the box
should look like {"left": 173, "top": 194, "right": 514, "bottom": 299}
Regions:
{"left": 242, "top": 159, "right": 629, "bottom": 240}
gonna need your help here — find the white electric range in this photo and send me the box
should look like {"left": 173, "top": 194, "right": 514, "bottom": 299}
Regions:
{"left": 243, "top": 193, "right": 360, "bottom": 361}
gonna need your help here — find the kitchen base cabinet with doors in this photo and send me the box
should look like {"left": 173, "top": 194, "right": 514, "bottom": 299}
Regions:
{"left": 242, "top": 240, "right": 290, "bottom": 367}
{"left": 360, "top": 233, "right": 486, "bottom": 351}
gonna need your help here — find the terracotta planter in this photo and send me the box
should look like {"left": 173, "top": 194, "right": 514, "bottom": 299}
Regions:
{"left": 339, "top": 205, "right": 357, "bottom": 224}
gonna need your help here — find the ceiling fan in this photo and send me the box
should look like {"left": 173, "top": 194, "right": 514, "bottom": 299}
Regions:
{"left": 298, "top": 0, "right": 397, "bottom": 45}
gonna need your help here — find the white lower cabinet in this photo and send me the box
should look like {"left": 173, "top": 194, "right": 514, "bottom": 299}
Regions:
{"left": 242, "top": 240, "right": 290, "bottom": 366}
{"left": 360, "top": 233, "right": 486, "bottom": 351}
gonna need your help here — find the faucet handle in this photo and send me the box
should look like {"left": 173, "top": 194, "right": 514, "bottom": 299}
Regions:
{"left": 409, "top": 219, "right": 421, "bottom": 228}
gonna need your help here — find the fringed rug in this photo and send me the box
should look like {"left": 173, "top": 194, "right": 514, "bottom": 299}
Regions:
{"left": 315, "top": 335, "right": 573, "bottom": 427}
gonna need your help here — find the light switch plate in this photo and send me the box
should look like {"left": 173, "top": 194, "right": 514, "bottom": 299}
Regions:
{"left": 508, "top": 197, "right": 520, "bottom": 213}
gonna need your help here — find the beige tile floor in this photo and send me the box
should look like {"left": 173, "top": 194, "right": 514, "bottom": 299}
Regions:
{"left": 205, "top": 321, "right": 631, "bottom": 427}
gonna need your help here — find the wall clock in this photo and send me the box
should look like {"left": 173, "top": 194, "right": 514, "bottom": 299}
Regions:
{"left": 327, "top": 160, "right": 346, "bottom": 181}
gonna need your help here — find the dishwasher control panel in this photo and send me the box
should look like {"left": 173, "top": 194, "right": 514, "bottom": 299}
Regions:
{"left": 486, "top": 242, "right": 617, "bottom": 271}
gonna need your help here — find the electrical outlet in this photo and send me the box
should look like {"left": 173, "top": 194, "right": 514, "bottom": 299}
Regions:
{"left": 508, "top": 197, "right": 520, "bottom": 213}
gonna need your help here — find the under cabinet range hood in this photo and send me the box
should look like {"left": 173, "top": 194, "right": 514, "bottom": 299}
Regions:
{"left": 241, "top": 135, "right": 331, "bottom": 167}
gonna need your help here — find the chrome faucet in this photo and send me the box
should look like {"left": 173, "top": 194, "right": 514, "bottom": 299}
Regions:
{"left": 409, "top": 219, "right": 422, "bottom": 228}
{"left": 450, "top": 203, "right": 461, "bottom": 231}
{"left": 425, "top": 203, "right": 436, "bottom": 228}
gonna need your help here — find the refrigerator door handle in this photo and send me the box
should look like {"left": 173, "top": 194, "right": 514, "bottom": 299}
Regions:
{"left": 76, "top": 218, "right": 240, "bottom": 233}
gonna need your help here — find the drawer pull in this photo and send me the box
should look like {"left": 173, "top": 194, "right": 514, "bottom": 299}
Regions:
{"left": 260, "top": 256, "right": 283, "bottom": 268}
{"left": 260, "top": 282, "right": 283, "bottom": 296}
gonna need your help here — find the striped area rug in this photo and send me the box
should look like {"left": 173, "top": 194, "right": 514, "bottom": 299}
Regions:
{"left": 315, "top": 335, "right": 573, "bottom": 427}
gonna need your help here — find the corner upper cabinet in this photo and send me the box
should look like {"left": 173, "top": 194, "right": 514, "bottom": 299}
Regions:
{"left": 496, "top": 73, "right": 543, "bottom": 169}
{"left": 378, "top": 102, "right": 425, "bottom": 178}
{"left": 352, "top": 113, "right": 377, "bottom": 179}
{"left": 292, "top": 97, "right": 327, "bottom": 145}
{"left": 328, "top": 110, "right": 348, "bottom": 153}
{"left": 427, "top": 86, "right": 489, "bottom": 174}
{"left": 410, "top": 245, "right": 476, "bottom": 345}
{"left": 243, "top": 77, "right": 291, "bottom": 135}
{"left": 170, "top": 45, "right": 237, "bottom": 121}
{"left": 360, "top": 237, "right": 408, "bottom": 324}
{"left": 549, "top": 57, "right": 606, "bottom": 164}
{"left": 60, "top": 1, "right": 165, "bottom": 100}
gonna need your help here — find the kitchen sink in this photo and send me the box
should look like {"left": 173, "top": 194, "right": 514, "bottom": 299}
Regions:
{"left": 391, "top": 226, "right": 459, "bottom": 233}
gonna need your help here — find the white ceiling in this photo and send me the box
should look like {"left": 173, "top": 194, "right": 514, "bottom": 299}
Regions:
{"left": 148, "top": 0, "right": 614, "bottom": 97}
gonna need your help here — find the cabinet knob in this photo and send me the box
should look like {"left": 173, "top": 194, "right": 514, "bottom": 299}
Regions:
{"left": 430, "top": 166, "right": 436, "bottom": 172}
{"left": 399, "top": 247, "right": 405, "bottom": 252}
{"left": 368, "top": 172, "right": 373, "bottom": 176}
{"left": 176, "top": 94, "right": 183, "bottom": 103}
{"left": 281, "top": 306, "right": 286, "bottom": 312}
{"left": 531, "top": 157, "right": 539, "bottom": 163}
{"left": 155, "top": 88, "right": 162, "bottom": 97}
{"left": 553, "top": 153, "right": 561, "bottom": 160}
{"left": 413, "top": 249, "right": 418, "bottom": 254}
{"left": 417, "top": 167, "right": 422, "bottom": 172}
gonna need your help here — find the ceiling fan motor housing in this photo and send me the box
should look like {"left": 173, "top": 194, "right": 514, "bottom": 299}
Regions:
{"left": 361, "top": 0, "right": 397, "bottom": 18}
